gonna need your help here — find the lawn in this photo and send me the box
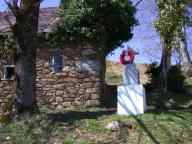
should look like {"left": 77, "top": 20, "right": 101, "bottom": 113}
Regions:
{"left": 0, "top": 83, "right": 192, "bottom": 144}
{"left": 0, "top": 106, "right": 191, "bottom": 144}
{"left": 0, "top": 63, "right": 191, "bottom": 144}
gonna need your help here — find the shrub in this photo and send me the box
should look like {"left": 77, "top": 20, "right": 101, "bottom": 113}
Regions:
{"left": 145, "top": 63, "right": 161, "bottom": 92}
{"left": 167, "top": 66, "right": 186, "bottom": 93}
{"left": 145, "top": 63, "right": 186, "bottom": 93}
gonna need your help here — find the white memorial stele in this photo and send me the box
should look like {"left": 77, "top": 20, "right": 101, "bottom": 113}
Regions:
{"left": 117, "top": 48, "right": 146, "bottom": 116}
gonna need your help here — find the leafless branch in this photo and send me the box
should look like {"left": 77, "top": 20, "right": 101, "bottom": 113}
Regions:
{"left": 34, "top": 0, "right": 44, "bottom": 5}
{"left": 12, "top": 0, "right": 19, "bottom": 9}
{"left": 135, "top": 0, "right": 144, "bottom": 7}
{"left": 3, "top": 12, "right": 13, "bottom": 28}
{"left": 3, "top": 0, "right": 19, "bottom": 16}
{"left": 3, "top": 0, "right": 12, "bottom": 9}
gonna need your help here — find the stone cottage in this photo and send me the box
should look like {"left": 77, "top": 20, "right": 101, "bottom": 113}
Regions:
{"left": 0, "top": 7, "right": 103, "bottom": 109}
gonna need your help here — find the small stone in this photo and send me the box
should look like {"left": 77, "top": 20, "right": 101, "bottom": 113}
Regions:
{"left": 56, "top": 97, "right": 63, "bottom": 102}
{"left": 91, "top": 94, "right": 100, "bottom": 100}
{"left": 94, "top": 82, "right": 100, "bottom": 87}
{"left": 105, "top": 121, "right": 120, "bottom": 131}
{"left": 56, "top": 91, "right": 64, "bottom": 96}
{"left": 62, "top": 102, "right": 71, "bottom": 107}
{"left": 85, "top": 100, "right": 100, "bottom": 107}
{"left": 78, "top": 89, "right": 85, "bottom": 94}
{"left": 6, "top": 136, "right": 10, "bottom": 140}
{"left": 86, "top": 88, "right": 100, "bottom": 93}
{"left": 63, "top": 66, "right": 71, "bottom": 72}
{"left": 67, "top": 87, "right": 77, "bottom": 94}
{"left": 63, "top": 98, "right": 73, "bottom": 101}
{"left": 68, "top": 73, "right": 76, "bottom": 77}
{"left": 52, "top": 102, "right": 58, "bottom": 106}
{"left": 54, "top": 84, "right": 64, "bottom": 89}
{"left": 56, "top": 105, "right": 63, "bottom": 110}
{"left": 67, "top": 93, "right": 76, "bottom": 98}
{"left": 55, "top": 73, "right": 68, "bottom": 77}
{"left": 75, "top": 60, "right": 101, "bottom": 72}
{"left": 43, "top": 87, "right": 50, "bottom": 91}
{"left": 75, "top": 95, "right": 84, "bottom": 101}
{"left": 0, "top": 83, "right": 4, "bottom": 88}
{"left": 80, "top": 83, "right": 93, "bottom": 89}
{"left": 83, "top": 78, "right": 92, "bottom": 82}
{"left": 85, "top": 93, "right": 91, "bottom": 98}
{"left": 63, "top": 77, "right": 80, "bottom": 83}
{"left": 74, "top": 101, "right": 83, "bottom": 106}
{"left": 46, "top": 93, "right": 53, "bottom": 97}
{"left": 44, "top": 62, "right": 50, "bottom": 67}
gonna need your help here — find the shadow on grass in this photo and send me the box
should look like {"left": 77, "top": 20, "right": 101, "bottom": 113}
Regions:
{"left": 146, "top": 91, "right": 192, "bottom": 110}
{"left": 133, "top": 116, "right": 160, "bottom": 144}
{"left": 45, "top": 109, "right": 162, "bottom": 144}
{"left": 46, "top": 109, "right": 116, "bottom": 124}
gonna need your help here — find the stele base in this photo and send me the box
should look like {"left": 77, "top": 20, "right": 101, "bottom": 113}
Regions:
{"left": 117, "top": 84, "right": 146, "bottom": 116}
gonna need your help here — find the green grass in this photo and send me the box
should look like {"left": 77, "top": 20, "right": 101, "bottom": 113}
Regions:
{"left": 0, "top": 63, "right": 191, "bottom": 143}
{"left": 186, "top": 77, "right": 192, "bottom": 86}
{"left": 0, "top": 105, "right": 192, "bottom": 144}
{"left": 0, "top": 77, "right": 191, "bottom": 143}
{"left": 147, "top": 91, "right": 192, "bottom": 110}
{"left": 184, "top": 77, "right": 192, "bottom": 95}
{"left": 106, "top": 71, "right": 123, "bottom": 85}
{"left": 105, "top": 62, "right": 149, "bottom": 85}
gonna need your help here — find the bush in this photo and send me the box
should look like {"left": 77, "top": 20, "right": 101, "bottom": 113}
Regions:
{"left": 145, "top": 63, "right": 161, "bottom": 92}
{"left": 145, "top": 63, "right": 186, "bottom": 93}
{"left": 167, "top": 66, "right": 186, "bottom": 93}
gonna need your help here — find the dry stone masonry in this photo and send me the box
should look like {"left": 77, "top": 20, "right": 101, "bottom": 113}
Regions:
{"left": 0, "top": 44, "right": 102, "bottom": 109}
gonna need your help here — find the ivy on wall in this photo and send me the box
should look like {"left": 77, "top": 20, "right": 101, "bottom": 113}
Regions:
{"left": 0, "top": 35, "right": 16, "bottom": 62}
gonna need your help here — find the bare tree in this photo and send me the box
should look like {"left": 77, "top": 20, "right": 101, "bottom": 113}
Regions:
{"left": 179, "top": 26, "right": 192, "bottom": 75}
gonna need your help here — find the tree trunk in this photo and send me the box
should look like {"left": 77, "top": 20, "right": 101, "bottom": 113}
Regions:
{"left": 11, "top": 3, "right": 40, "bottom": 118}
{"left": 180, "top": 26, "right": 192, "bottom": 76}
{"left": 160, "top": 43, "right": 172, "bottom": 94}
{"left": 100, "top": 55, "right": 107, "bottom": 101}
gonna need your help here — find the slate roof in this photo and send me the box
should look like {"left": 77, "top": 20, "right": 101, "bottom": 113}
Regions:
{"left": 0, "top": 7, "right": 58, "bottom": 35}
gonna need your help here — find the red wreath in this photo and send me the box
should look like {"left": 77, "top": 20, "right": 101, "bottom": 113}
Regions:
{"left": 119, "top": 50, "right": 135, "bottom": 65}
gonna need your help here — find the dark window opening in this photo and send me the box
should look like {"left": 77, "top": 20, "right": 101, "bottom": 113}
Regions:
{"left": 52, "top": 55, "right": 63, "bottom": 72}
{"left": 3, "top": 65, "right": 14, "bottom": 79}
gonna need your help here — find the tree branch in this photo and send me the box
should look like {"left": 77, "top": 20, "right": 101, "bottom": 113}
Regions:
{"left": 33, "top": 0, "right": 44, "bottom": 5}
{"left": 3, "top": 12, "right": 13, "bottom": 28}
{"left": 135, "top": 0, "right": 144, "bottom": 7}
{"left": 3, "top": 0, "right": 19, "bottom": 16}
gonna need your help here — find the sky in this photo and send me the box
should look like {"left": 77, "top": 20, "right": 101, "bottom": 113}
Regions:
{"left": 0, "top": 0, "right": 191, "bottom": 64}
{"left": 0, "top": 0, "right": 60, "bottom": 11}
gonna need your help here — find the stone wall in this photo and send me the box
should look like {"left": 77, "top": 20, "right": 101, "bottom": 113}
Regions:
{"left": 0, "top": 62, "right": 13, "bottom": 106}
{"left": 0, "top": 44, "right": 102, "bottom": 109}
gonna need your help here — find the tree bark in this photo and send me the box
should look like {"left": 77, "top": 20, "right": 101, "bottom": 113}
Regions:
{"left": 160, "top": 42, "right": 172, "bottom": 94}
{"left": 11, "top": 2, "right": 40, "bottom": 118}
{"left": 179, "top": 26, "right": 192, "bottom": 76}
{"left": 100, "top": 54, "right": 107, "bottom": 100}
